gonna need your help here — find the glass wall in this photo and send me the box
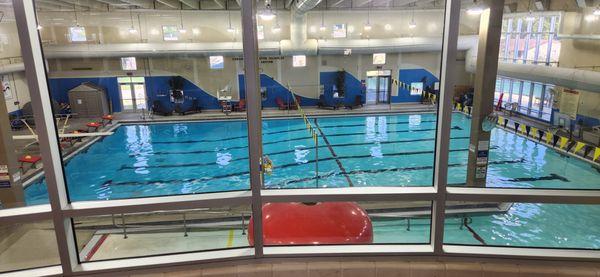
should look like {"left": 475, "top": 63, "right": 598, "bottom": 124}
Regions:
{"left": 493, "top": 77, "right": 553, "bottom": 121}
{"left": 1, "top": 0, "right": 599, "bottom": 275}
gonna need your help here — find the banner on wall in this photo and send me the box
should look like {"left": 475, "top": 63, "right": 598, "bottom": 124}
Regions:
{"left": 559, "top": 88, "right": 580, "bottom": 119}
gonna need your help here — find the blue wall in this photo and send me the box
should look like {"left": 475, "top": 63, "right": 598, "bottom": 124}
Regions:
{"left": 319, "top": 71, "right": 365, "bottom": 106}
{"left": 49, "top": 77, "right": 121, "bottom": 112}
{"left": 394, "top": 69, "right": 439, "bottom": 103}
{"left": 46, "top": 68, "right": 442, "bottom": 113}
{"left": 145, "top": 76, "right": 221, "bottom": 110}
{"left": 239, "top": 74, "right": 319, "bottom": 107}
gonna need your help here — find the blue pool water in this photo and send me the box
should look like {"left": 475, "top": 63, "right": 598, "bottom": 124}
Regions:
{"left": 24, "top": 112, "right": 600, "bottom": 249}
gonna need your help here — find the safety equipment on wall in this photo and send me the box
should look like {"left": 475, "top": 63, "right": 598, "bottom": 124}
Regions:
{"left": 482, "top": 113, "right": 498, "bottom": 132}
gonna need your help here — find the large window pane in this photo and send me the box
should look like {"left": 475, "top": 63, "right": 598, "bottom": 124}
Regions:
{"left": 1, "top": 3, "right": 51, "bottom": 209}
{"left": 33, "top": 3, "right": 249, "bottom": 203}
{"left": 0, "top": 220, "right": 59, "bottom": 273}
{"left": 519, "top": 81, "right": 532, "bottom": 113}
{"left": 73, "top": 205, "right": 250, "bottom": 262}
{"left": 259, "top": 6, "right": 448, "bottom": 190}
{"left": 530, "top": 83, "right": 543, "bottom": 116}
{"left": 445, "top": 203, "right": 600, "bottom": 249}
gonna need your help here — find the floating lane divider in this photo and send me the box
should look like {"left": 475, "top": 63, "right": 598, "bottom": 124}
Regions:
{"left": 494, "top": 115, "right": 600, "bottom": 164}
{"left": 287, "top": 84, "right": 322, "bottom": 187}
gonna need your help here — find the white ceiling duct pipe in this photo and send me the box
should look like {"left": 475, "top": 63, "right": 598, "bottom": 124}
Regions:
{"left": 496, "top": 63, "right": 600, "bottom": 92}
{"left": 42, "top": 42, "right": 280, "bottom": 58}
{"left": 318, "top": 35, "right": 478, "bottom": 55}
{"left": 0, "top": 63, "right": 25, "bottom": 74}
{"left": 556, "top": 34, "right": 600, "bottom": 40}
{"left": 281, "top": 0, "right": 322, "bottom": 55}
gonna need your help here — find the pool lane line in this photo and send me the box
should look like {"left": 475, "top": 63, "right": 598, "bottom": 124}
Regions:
{"left": 147, "top": 126, "right": 461, "bottom": 146}
{"left": 270, "top": 159, "right": 527, "bottom": 188}
{"left": 463, "top": 218, "right": 487, "bottom": 245}
{"left": 264, "top": 119, "right": 439, "bottom": 136}
{"left": 103, "top": 158, "right": 526, "bottom": 187}
{"left": 118, "top": 146, "right": 496, "bottom": 171}
{"left": 127, "top": 136, "right": 473, "bottom": 157}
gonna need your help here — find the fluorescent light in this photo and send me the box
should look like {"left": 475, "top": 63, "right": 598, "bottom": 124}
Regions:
{"left": 526, "top": 11, "right": 536, "bottom": 21}
{"left": 259, "top": 9, "right": 276, "bottom": 21}
{"left": 319, "top": 25, "right": 327, "bottom": 31}
{"left": 179, "top": 28, "right": 187, "bottom": 33}
{"left": 363, "top": 23, "right": 372, "bottom": 31}
{"left": 128, "top": 27, "right": 137, "bottom": 34}
{"left": 227, "top": 27, "right": 235, "bottom": 33}
{"left": 467, "top": 2, "right": 485, "bottom": 15}
{"left": 408, "top": 20, "right": 416, "bottom": 29}
{"left": 584, "top": 14, "right": 597, "bottom": 22}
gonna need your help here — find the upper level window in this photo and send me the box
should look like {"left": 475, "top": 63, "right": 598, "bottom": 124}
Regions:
{"left": 499, "top": 14, "right": 561, "bottom": 65}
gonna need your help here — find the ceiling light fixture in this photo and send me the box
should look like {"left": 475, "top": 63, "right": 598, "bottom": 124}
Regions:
{"left": 364, "top": 2, "right": 372, "bottom": 31}
{"left": 37, "top": 24, "right": 43, "bottom": 30}
{"left": 227, "top": 11, "right": 235, "bottom": 33}
{"left": 467, "top": 0, "right": 485, "bottom": 15}
{"left": 128, "top": 8, "right": 137, "bottom": 34}
{"left": 594, "top": 7, "right": 600, "bottom": 16}
{"left": 384, "top": 24, "right": 392, "bottom": 31}
{"left": 259, "top": 0, "right": 276, "bottom": 21}
{"left": 179, "top": 9, "right": 186, "bottom": 34}
{"left": 408, "top": 4, "right": 416, "bottom": 29}
{"left": 525, "top": 1, "right": 536, "bottom": 21}
{"left": 320, "top": 10, "right": 326, "bottom": 31}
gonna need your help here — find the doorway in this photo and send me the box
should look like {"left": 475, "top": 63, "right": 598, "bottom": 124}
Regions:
{"left": 365, "top": 70, "right": 392, "bottom": 105}
{"left": 118, "top": 76, "right": 147, "bottom": 112}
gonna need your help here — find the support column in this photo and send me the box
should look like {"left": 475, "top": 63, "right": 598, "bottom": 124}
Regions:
{"left": 240, "top": 0, "right": 264, "bottom": 257}
{"left": 0, "top": 84, "right": 24, "bottom": 208}
{"left": 466, "top": 0, "right": 504, "bottom": 187}
{"left": 431, "top": 0, "right": 460, "bottom": 254}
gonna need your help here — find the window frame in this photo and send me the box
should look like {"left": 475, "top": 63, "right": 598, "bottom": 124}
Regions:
{"left": 3, "top": 1, "right": 598, "bottom": 276}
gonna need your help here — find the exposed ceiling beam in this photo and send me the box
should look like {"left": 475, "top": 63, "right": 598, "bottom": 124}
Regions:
{"left": 156, "top": 0, "right": 180, "bottom": 8}
{"left": 118, "top": 0, "right": 152, "bottom": 8}
{"left": 178, "top": 0, "right": 199, "bottom": 9}
{"left": 38, "top": 0, "right": 94, "bottom": 9}
{"left": 575, "top": 0, "right": 587, "bottom": 8}
{"left": 213, "top": 0, "right": 225, "bottom": 9}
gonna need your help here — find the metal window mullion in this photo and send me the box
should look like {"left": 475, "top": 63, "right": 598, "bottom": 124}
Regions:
{"left": 431, "top": 0, "right": 460, "bottom": 255}
{"left": 13, "top": 0, "right": 78, "bottom": 275}
{"left": 240, "top": 0, "right": 264, "bottom": 258}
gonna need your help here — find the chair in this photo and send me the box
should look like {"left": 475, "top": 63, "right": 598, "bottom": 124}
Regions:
{"left": 174, "top": 99, "right": 201, "bottom": 115}
{"left": 276, "top": 97, "right": 289, "bottom": 110}
{"left": 317, "top": 95, "right": 338, "bottom": 110}
{"left": 288, "top": 95, "right": 301, "bottom": 110}
{"left": 152, "top": 100, "right": 174, "bottom": 116}
{"left": 233, "top": 99, "right": 246, "bottom": 112}
{"left": 345, "top": 95, "right": 363, "bottom": 110}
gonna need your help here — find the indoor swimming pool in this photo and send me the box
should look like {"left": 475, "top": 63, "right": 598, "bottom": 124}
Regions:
{"left": 23, "top": 112, "right": 600, "bottom": 249}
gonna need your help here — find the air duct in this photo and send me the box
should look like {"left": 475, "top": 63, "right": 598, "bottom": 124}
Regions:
{"left": 281, "top": 0, "right": 322, "bottom": 55}
{"left": 0, "top": 63, "right": 25, "bottom": 74}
